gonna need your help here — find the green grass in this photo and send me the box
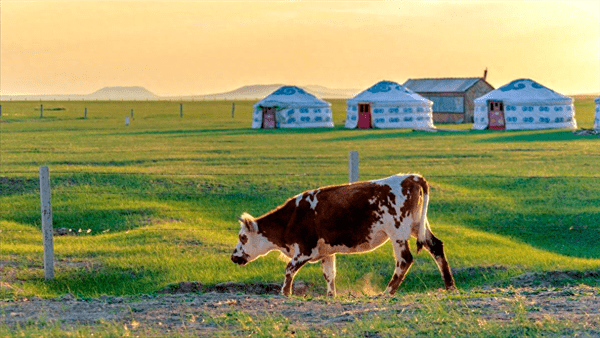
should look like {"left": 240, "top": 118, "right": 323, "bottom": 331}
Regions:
{"left": 1, "top": 98, "right": 599, "bottom": 300}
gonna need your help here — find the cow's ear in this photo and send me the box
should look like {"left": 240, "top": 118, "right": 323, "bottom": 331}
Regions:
{"left": 238, "top": 213, "right": 257, "bottom": 233}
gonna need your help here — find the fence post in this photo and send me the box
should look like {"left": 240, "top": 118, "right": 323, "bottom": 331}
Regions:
{"left": 180, "top": 103, "right": 183, "bottom": 118}
{"left": 39, "top": 166, "right": 54, "bottom": 280}
{"left": 40, "top": 104, "right": 43, "bottom": 118}
{"left": 231, "top": 103, "right": 235, "bottom": 118}
{"left": 349, "top": 151, "right": 359, "bottom": 183}
{"left": 84, "top": 107, "right": 87, "bottom": 120}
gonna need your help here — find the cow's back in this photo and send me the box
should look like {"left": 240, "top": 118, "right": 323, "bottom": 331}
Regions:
{"left": 257, "top": 174, "right": 424, "bottom": 257}
{"left": 289, "top": 181, "right": 397, "bottom": 251}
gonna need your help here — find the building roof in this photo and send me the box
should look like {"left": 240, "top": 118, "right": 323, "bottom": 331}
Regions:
{"left": 473, "top": 79, "right": 572, "bottom": 105}
{"left": 403, "top": 78, "right": 485, "bottom": 93}
{"left": 254, "top": 86, "right": 330, "bottom": 108}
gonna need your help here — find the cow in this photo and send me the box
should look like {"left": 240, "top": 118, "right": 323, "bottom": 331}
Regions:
{"left": 231, "top": 173, "right": 455, "bottom": 297}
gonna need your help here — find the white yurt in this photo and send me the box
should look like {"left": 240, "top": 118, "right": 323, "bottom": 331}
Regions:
{"left": 345, "top": 81, "right": 434, "bottom": 129}
{"left": 252, "top": 86, "right": 333, "bottom": 129}
{"left": 472, "top": 78, "right": 576, "bottom": 130}
{"left": 594, "top": 96, "right": 600, "bottom": 130}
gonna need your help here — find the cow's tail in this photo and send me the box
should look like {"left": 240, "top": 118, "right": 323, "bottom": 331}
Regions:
{"left": 416, "top": 176, "right": 430, "bottom": 253}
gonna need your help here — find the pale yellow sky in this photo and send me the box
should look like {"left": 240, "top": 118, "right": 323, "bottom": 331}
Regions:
{"left": 1, "top": 0, "right": 599, "bottom": 96}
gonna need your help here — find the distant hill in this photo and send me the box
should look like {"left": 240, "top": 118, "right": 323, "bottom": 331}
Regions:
{"left": 1, "top": 86, "right": 159, "bottom": 101}
{"left": 87, "top": 86, "right": 158, "bottom": 100}
{"left": 177, "top": 84, "right": 360, "bottom": 100}
{"left": 1, "top": 84, "right": 360, "bottom": 101}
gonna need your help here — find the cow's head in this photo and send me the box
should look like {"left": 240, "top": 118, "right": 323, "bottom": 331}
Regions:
{"left": 231, "top": 213, "right": 272, "bottom": 265}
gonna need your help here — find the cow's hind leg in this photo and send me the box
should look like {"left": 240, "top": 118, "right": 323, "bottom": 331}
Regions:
{"left": 282, "top": 256, "right": 310, "bottom": 296}
{"left": 423, "top": 230, "right": 456, "bottom": 290}
{"left": 321, "top": 255, "right": 336, "bottom": 297}
{"left": 385, "top": 239, "right": 413, "bottom": 295}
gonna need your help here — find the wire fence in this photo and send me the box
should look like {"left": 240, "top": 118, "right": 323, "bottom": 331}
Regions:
{"left": 2, "top": 162, "right": 600, "bottom": 285}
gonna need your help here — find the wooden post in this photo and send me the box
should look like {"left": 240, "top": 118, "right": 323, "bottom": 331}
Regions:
{"left": 180, "top": 103, "right": 183, "bottom": 118}
{"left": 39, "top": 166, "right": 54, "bottom": 280}
{"left": 231, "top": 103, "right": 235, "bottom": 118}
{"left": 84, "top": 107, "right": 87, "bottom": 120}
{"left": 349, "top": 151, "right": 359, "bottom": 183}
{"left": 40, "top": 104, "right": 43, "bottom": 118}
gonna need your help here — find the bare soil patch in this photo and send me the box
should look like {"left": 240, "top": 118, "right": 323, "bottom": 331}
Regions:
{"left": 156, "top": 281, "right": 310, "bottom": 296}
{"left": 2, "top": 282, "right": 599, "bottom": 336}
{"left": 510, "top": 269, "right": 600, "bottom": 288}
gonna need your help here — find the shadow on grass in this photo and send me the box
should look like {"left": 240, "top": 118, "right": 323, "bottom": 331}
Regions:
{"left": 432, "top": 176, "right": 600, "bottom": 259}
{"left": 6, "top": 206, "right": 162, "bottom": 234}
{"left": 1, "top": 172, "right": 289, "bottom": 234}
{"left": 477, "top": 129, "right": 587, "bottom": 143}
{"left": 45, "top": 265, "right": 169, "bottom": 296}
{"left": 0, "top": 176, "right": 38, "bottom": 196}
{"left": 321, "top": 129, "right": 430, "bottom": 142}
{"left": 109, "top": 126, "right": 345, "bottom": 138}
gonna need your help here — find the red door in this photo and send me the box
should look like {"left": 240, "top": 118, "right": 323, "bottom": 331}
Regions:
{"left": 357, "top": 103, "right": 371, "bottom": 129}
{"left": 262, "top": 107, "right": 276, "bottom": 129}
{"left": 488, "top": 101, "right": 505, "bottom": 130}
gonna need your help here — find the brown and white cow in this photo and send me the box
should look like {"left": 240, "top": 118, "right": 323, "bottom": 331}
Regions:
{"left": 231, "top": 173, "right": 455, "bottom": 297}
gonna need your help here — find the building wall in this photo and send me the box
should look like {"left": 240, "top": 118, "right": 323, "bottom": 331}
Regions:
{"left": 410, "top": 79, "right": 495, "bottom": 124}
{"left": 464, "top": 80, "right": 495, "bottom": 123}
{"left": 419, "top": 92, "right": 466, "bottom": 123}
{"left": 433, "top": 111, "right": 465, "bottom": 123}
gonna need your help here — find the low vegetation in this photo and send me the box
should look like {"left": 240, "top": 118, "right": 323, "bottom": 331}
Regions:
{"left": 1, "top": 98, "right": 599, "bottom": 336}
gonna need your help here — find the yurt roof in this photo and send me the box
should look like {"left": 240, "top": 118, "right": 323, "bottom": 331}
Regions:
{"left": 474, "top": 79, "right": 571, "bottom": 105}
{"left": 347, "top": 81, "right": 432, "bottom": 105}
{"left": 254, "top": 86, "right": 330, "bottom": 108}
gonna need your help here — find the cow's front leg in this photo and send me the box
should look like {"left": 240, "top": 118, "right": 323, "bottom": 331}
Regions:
{"left": 385, "top": 239, "right": 413, "bottom": 295}
{"left": 321, "top": 255, "right": 337, "bottom": 297}
{"left": 282, "top": 256, "right": 310, "bottom": 296}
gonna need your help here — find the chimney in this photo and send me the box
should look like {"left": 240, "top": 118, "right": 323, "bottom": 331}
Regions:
{"left": 483, "top": 68, "right": 488, "bottom": 80}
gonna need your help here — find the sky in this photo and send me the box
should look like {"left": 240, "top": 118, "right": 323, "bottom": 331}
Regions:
{"left": 1, "top": 0, "right": 599, "bottom": 96}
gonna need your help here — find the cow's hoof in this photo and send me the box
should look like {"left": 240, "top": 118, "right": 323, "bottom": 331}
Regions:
{"left": 445, "top": 285, "right": 458, "bottom": 292}
{"left": 371, "top": 293, "right": 390, "bottom": 300}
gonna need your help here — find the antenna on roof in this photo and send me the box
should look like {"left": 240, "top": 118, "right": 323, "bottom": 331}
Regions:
{"left": 483, "top": 68, "right": 488, "bottom": 80}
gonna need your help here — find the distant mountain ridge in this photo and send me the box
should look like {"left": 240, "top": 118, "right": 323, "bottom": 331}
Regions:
{"left": 88, "top": 86, "right": 158, "bottom": 100}
{"left": 179, "top": 84, "right": 359, "bottom": 100}
{"left": 1, "top": 84, "right": 360, "bottom": 101}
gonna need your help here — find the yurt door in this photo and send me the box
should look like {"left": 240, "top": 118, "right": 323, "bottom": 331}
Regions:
{"left": 262, "top": 107, "right": 276, "bottom": 129}
{"left": 357, "top": 103, "right": 372, "bottom": 129}
{"left": 487, "top": 101, "right": 505, "bottom": 130}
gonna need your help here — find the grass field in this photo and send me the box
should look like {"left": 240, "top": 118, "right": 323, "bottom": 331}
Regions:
{"left": 1, "top": 98, "right": 599, "bottom": 335}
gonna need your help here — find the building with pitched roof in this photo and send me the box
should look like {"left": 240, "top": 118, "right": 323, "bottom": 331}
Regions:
{"left": 472, "top": 78, "right": 576, "bottom": 131}
{"left": 345, "top": 80, "right": 434, "bottom": 130}
{"left": 252, "top": 86, "right": 333, "bottom": 129}
{"left": 595, "top": 96, "right": 600, "bottom": 130}
{"left": 403, "top": 74, "right": 494, "bottom": 123}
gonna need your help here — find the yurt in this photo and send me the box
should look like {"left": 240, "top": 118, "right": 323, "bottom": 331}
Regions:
{"left": 472, "top": 79, "right": 577, "bottom": 130}
{"left": 252, "top": 86, "right": 333, "bottom": 129}
{"left": 594, "top": 96, "right": 600, "bottom": 130}
{"left": 345, "top": 81, "right": 434, "bottom": 129}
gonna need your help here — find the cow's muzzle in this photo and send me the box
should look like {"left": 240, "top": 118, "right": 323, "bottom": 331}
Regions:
{"left": 231, "top": 254, "right": 248, "bottom": 265}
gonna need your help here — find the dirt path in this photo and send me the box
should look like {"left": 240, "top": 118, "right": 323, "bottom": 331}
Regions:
{"left": 2, "top": 284, "right": 600, "bottom": 336}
